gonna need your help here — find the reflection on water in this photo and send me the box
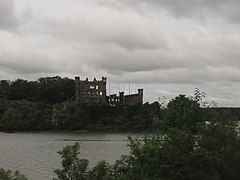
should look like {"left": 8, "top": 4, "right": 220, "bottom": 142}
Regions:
{"left": 0, "top": 132, "right": 141, "bottom": 180}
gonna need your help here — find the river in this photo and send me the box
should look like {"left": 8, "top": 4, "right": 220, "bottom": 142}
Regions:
{"left": 0, "top": 132, "right": 141, "bottom": 180}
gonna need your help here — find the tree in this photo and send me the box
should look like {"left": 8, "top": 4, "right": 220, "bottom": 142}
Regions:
{"left": 0, "top": 101, "right": 52, "bottom": 131}
{"left": 54, "top": 143, "right": 89, "bottom": 180}
{"left": 54, "top": 94, "right": 240, "bottom": 180}
{"left": 0, "top": 80, "right": 10, "bottom": 99}
{"left": 162, "top": 95, "right": 203, "bottom": 132}
{"left": 39, "top": 76, "right": 75, "bottom": 104}
{"left": 0, "top": 168, "right": 27, "bottom": 180}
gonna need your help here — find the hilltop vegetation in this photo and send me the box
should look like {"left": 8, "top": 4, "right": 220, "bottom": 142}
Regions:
{"left": 0, "top": 76, "right": 160, "bottom": 132}
{"left": 0, "top": 76, "right": 75, "bottom": 104}
{"left": 0, "top": 77, "right": 240, "bottom": 132}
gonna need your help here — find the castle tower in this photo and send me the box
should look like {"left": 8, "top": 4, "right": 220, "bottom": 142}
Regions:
{"left": 75, "top": 76, "right": 107, "bottom": 104}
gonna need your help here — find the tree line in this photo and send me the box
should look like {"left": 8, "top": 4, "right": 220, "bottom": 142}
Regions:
{"left": 2, "top": 94, "right": 240, "bottom": 179}
{"left": 0, "top": 76, "right": 75, "bottom": 104}
{"left": 0, "top": 76, "right": 161, "bottom": 132}
{"left": 0, "top": 99, "right": 161, "bottom": 132}
{"left": 0, "top": 77, "right": 240, "bottom": 132}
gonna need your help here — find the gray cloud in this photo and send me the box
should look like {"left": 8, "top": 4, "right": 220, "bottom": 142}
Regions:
{"left": 0, "top": 54, "right": 57, "bottom": 74}
{"left": 118, "top": 0, "right": 240, "bottom": 23}
{"left": 39, "top": 10, "right": 167, "bottom": 51}
{"left": 0, "top": 0, "right": 19, "bottom": 30}
{"left": 0, "top": 0, "right": 240, "bottom": 106}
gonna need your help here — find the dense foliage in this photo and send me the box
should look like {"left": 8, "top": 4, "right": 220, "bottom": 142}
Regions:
{"left": 0, "top": 168, "right": 27, "bottom": 180}
{"left": 0, "top": 100, "right": 53, "bottom": 131}
{"left": 54, "top": 101, "right": 160, "bottom": 131}
{"left": 0, "top": 100, "right": 160, "bottom": 132}
{"left": 0, "top": 77, "right": 239, "bottom": 132}
{"left": 0, "top": 76, "right": 75, "bottom": 104}
{"left": 53, "top": 95, "right": 240, "bottom": 180}
{"left": 0, "top": 76, "right": 161, "bottom": 132}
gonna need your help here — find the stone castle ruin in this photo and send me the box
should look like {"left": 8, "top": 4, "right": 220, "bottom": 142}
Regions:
{"left": 75, "top": 77, "right": 143, "bottom": 105}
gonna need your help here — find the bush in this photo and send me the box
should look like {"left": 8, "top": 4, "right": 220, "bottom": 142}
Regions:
{"left": 0, "top": 168, "right": 27, "bottom": 180}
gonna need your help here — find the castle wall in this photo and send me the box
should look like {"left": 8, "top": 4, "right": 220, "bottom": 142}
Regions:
{"left": 75, "top": 77, "right": 107, "bottom": 104}
{"left": 75, "top": 76, "right": 143, "bottom": 105}
{"left": 124, "top": 89, "right": 143, "bottom": 105}
{"left": 108, "top": 89, "right": 143, "bottom": 106}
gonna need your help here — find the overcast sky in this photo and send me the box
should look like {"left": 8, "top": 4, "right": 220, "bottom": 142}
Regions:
{"left": 0, "top": 0, "right": 240, "bottom": 106}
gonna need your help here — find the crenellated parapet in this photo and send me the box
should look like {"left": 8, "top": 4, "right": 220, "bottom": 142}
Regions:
{"left": 75, "top": 76, "right": 107, "bottom": 104}
{"left": 75, "top": 76, "right": 143, "bottom": 105}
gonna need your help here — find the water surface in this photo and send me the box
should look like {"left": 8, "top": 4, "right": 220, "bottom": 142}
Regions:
{"left": 0, "top": 132, "right": 141, "bottom": 180}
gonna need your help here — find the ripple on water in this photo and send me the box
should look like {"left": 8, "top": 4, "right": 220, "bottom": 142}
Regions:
{"left": 0, "top": 132, "right": 141, "bottom": 180}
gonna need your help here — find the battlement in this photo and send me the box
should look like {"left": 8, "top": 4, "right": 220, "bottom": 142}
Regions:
{"left": 108, "top": 89, "right": 143, "bottom": 106}
{"left": 75, "top": 76, "right": 143, "bottom": 105}
{"left": 75, "top": 77, "right": 107, "bottom": 104}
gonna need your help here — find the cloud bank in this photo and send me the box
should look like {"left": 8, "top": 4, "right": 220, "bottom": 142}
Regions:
{"left": 0, "top": 0, "right": 239, "bottom": 106}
